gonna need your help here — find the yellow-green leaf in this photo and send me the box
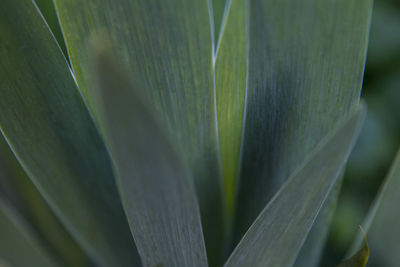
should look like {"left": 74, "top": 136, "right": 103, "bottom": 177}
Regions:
{"left": 214, "top": 0, "right": 247, "bottom": 219}
{"left": 348, "top": 147, "right": 400, "bottom": 266}
{"left": 338, "top": 227, "right": 369, "bottom": 267}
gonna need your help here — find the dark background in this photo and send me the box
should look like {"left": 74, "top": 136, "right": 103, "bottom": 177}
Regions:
{"left": 322, "top": 0, "right": 400, "bottom": 265}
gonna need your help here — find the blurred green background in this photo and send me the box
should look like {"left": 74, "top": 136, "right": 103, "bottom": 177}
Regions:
{"left": 322, "top": 0, "right": 400, "bottom": 265}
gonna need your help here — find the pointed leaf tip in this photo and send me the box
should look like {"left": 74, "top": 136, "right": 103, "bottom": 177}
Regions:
{"left": 337, "top": 226, "right": 369, "bottom": 267}
{"left": 347, "top": 147, "right": 400, "bottom": 266}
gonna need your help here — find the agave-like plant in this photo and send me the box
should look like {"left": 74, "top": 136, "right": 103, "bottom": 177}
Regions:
{"left": 1, "top": 0, "right": 399, "bottom": 266}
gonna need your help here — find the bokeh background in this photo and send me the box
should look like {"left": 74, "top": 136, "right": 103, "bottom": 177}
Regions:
{"left": 322, "top": 0, "right": 400, "bottom": 265}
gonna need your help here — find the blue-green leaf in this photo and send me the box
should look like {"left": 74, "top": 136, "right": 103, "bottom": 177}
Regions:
{"left": 293, "top": 174, "right": 343, "bottom": 267}
{"left": 0, "top": 134, "right": 87, "bottom": 266}
{"left": 91, "top": 48, "right": 208, "bottom": 267}
{"left": 53, "top": 0, "right": 225, "bottom": 264}
{"left": 224, "top": 104, "right": 365, "bottom": 267}
{"left": 0, "top": 200, "right": 56, "bottom": 267}
{"left": 234, "top": 0, "right": 373, "bottom": 242}
{"left": 349, "top": 147, "right": 400, "bottom": 266}
{"left": 0, "top": 1, "right": 139, "bottom": 266}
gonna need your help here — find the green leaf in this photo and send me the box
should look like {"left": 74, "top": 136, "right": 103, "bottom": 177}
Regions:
{"left": 214, "top": 0, "right": 247, "bottom": 219}
{"left": 338, "top": 227, "right": 369, "bottom": 267}
{"left": 34, "top": 0, "right": 68, "bottom": 58}
{"left": 91, "top": 49, "right": 208, "bottom": 267}
{"left": 53, "top": 0, "right": 224, "bottom": 265}
{"left": 0, "top": 200, "right": 56, "bottom": 267}
{"left": 0, "top": 134, "right": 87, "bottom": 266}
{"left": 212, "top": 0, "right": 227, "bottom": 44}
{"left": 224, "top": 104, "right": 366, "bottom": 267}
{"left": 348, "top": 147, "right": 400, "bottom": 266}
{"left": 0, "top": 1, "right": 139, "bottom": 266}
{"left": 233, "top": 0, "right": 373, "bottom": 241}
{"left": 293, "top": 173, "right": 343, "bottom": 267}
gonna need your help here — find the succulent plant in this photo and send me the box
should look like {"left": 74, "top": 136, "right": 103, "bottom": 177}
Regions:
{"left": 0, "top": 0, "right": 399, "bottom": 267}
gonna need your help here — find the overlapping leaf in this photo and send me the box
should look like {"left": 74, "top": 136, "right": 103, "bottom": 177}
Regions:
{"left": 212, "top": 0, "right": 227, "bottom": 43}
{"left": 0, "top": 135, "right": 86, "bottom": 266}
{"left": 0, "top": 0, "right": 376, "bottom": 266}
{"left": 293, "top": 174, "right": 343, "bottom": 267}
{"left": 91, "top": 50, "right": 208, "bottom": 267}
{"left": 0, "top": 1, "right": 139, "bottom": 266}
{"left": 0, "top": 201, "right": 56, "bottom": 267}
{"left": 339, "top": 227, "right": 369, "bottom": 267}
{"left": 349, "top": 147, "right": 400, "bottom": 267}
{"left": 214, "top": 0, "right": 247, "bottom": 219}
{"left": 233, "top": 0, "right": 373, "bottom": 242}
{"left": 224, "top": 105, "right": 365, "bottom": 267}
{"left": 213, "top": 1, "right": 372, "bottom": 262}
{"left": 34, "top": 0, "right": 68, "bottom": 57}
{"left": 53, "top": 0, "right": 224, "bottom": 264}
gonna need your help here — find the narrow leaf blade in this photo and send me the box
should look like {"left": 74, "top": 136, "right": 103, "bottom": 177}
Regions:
{"left": 338, "top": 227, "right": 369, "bottom": 267}
{"left": 293, "top": 174, "right": 343, "bottom": 267}
{"left": 53, "top": 0, "right": 225, "bottom": 264}
{"left": 212, "top": 0, "right": 227, "bottom": 43}
{"left": 215, "top": 0, "right": 247, "bottom": 219}
{"left": 0, "top": 134, "right": 87, "bottom": 266}
{"left": 224, "top": 104, "right": 365, "bottom": 267}
{"left": 34, "top": 0, "right": 68, "bottom": 58}
{"left": 0, "top": 201, "right": 56, "bottom": 267}
{"left": 349, "top": 147, "right": 400, "bottom": 266}
{"left": 92, "top": 49, "right": 208, "bottom": 267}
{"left": 235, "top": 0, "right": 373, "bottom": 241}
{"left": 0, "top": 1, "right": 139, "bottom": 266}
